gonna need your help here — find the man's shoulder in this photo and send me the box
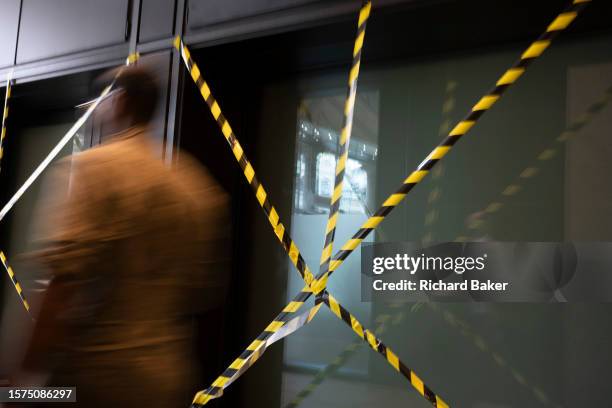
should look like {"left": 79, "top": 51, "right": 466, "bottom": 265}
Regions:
{"left": 173, "top": 151, "right": 229, "bottom": 209}
{"left": 57, "top": 140, "right": 228, "bottom": 208}
{"left": 65, "top": 136, "right": 158, "bottom": 175}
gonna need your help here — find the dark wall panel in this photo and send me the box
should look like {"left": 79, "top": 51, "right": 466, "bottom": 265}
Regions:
{"left": 17, "top": 0, "right": 130, "bottom": 64}
{"left": 187, "top": 0, "right": 322, "bottom": 30}
{"left": 139, "top": 0, "right": 176, "bottom": 43}
{"left": 0, "top": 0, "right": 21, "bottom": 68}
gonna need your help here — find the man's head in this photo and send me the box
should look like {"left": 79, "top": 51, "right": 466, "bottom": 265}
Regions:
{"left": 96, "top": 65, "right": 160, "bottom": 132}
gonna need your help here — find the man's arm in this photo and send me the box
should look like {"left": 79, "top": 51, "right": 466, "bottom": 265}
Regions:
{"left": 19, "top": 157, "right": 112, "bottom": 374}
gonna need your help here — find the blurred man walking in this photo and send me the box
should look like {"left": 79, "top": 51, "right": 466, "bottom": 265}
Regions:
{"left": 14, "top": 66, "right": 229, "bottom": 407}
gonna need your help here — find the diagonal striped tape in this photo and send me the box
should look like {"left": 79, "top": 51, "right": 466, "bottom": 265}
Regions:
{"left": 0, "top": 251, "right": 32, "bottom": 318}
{"left": 465, "top": 83, "right": 612, "bottom": 232}
{"left": 331, "top": 252, "right": 571, "bottom": 408}
{"left": 216, "top": 0, "right": 590, "bottom": 402}
{"left": 283, "top": 338, "right": 364, "bottom": 408}
{"left": 179, "top": 2, "right": 375, "bottom": 403}
{"left": 427, "top": 303, "right": 562, "bottom": 407}
{"left": 284, "top": 303, "right": 418, "bottom": 408}
{"left": 321, "top": 292, "right": 448, "bottom": 407}
{"left": 422, "top": 79, "right": 458, "bottom": 246}
{"left": 184, "top": 1, "right": 590, "bottom": 405}
{"left": 0, "top": 55, "right": 137, "bottom": 223}
{"left": 174, "top": 45, "right": 327, "bottom": 403}
{"left": 313, "top": 0, "right": 591, "bottom": 292}
{"left": 126, "top": 52, "right": 140, "bottom": 65}
{"left": 0, "top": 57, "right": 138, "bottom": 321}
{"left": 0, "top": 85, "right": 114, "bottom": 222}
{"left": 1, "top": 71, "right": 12, "bottom": 172}
{"left": 175, "top": 38, "right": 318, "bottom": 293}
{"left": 191, "top": 302, "right": 323, "bottom": 406}
{"left": 275, "top": 0, "right": 590, "bottom": 333}
{"left": 318, "top": 0, "right": 371, "bottom": 293}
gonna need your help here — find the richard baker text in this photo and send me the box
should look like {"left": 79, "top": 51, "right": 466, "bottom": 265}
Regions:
{"left": 372, "top": 279, "right": 508, "bottom": 291}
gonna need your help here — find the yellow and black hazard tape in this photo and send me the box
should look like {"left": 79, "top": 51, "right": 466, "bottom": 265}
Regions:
{"left": 284, "top": 303, "right": 421, "bottom": 408}
{"left": 320, "top": 292, "right": 448, "bottom": 407}
{"left": 461, "top": 82, "right": 612, "bottom": 238}
{"left": 289, "top": 299, "right": 561, "bottom": 408}
{"left": 175, "top": 37, "right": 334, "bottom": 404}
{"left": 288, "top": 300, "right": 561, "bottom": 408}
{"left": 314, "top": 0, "right": 591, "bottom": 290}
{"left": 175, "top": 38, "right": 319, "bottom": 295}
{"left": 0, "top": 52, "right": 138, "bottom": 223}
{"left": 192, "top": 295, "right": 418, "bottom": 406}
{"left": 192, "top": 302, "right": 323, "bottom": 405}
{"left": 0, "top": 251, "right": 31, "bottom": 316}
{"left": 0, "top": 54, "right": 143, "bottom": 315}
{"left": 189, "top": 291, "right": 318, "bottom": 405}
{"left": 175, "top": 41, "right": 332, "bottom": 402}
{"left": 185, "top": 2, "right": 591, "bottom": 406}
{"left": 427, "top": 303, "right": 561, "bottom": 408}
{"left": 177, "top": 4, "right": 409, "bottom": 406}
{"left": 1, "top": 71, "right": 12, "bottom": 169}
{"left": 284, "top": 339, "right": 363, "bottom": 408}
{"left": 176, "top": 3, "right": 377, "bottom": 401}
{"left": 422, "top": 80, "right": 457, "bottom": 246}
{"left": 319, "top": 0, "right": 371, "bottom": 285}
{"left": 0, "top": 55, "right": 141, "bottom": 317}
{"left": 126, "top": 52, "right": 140, "bottom": 66}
